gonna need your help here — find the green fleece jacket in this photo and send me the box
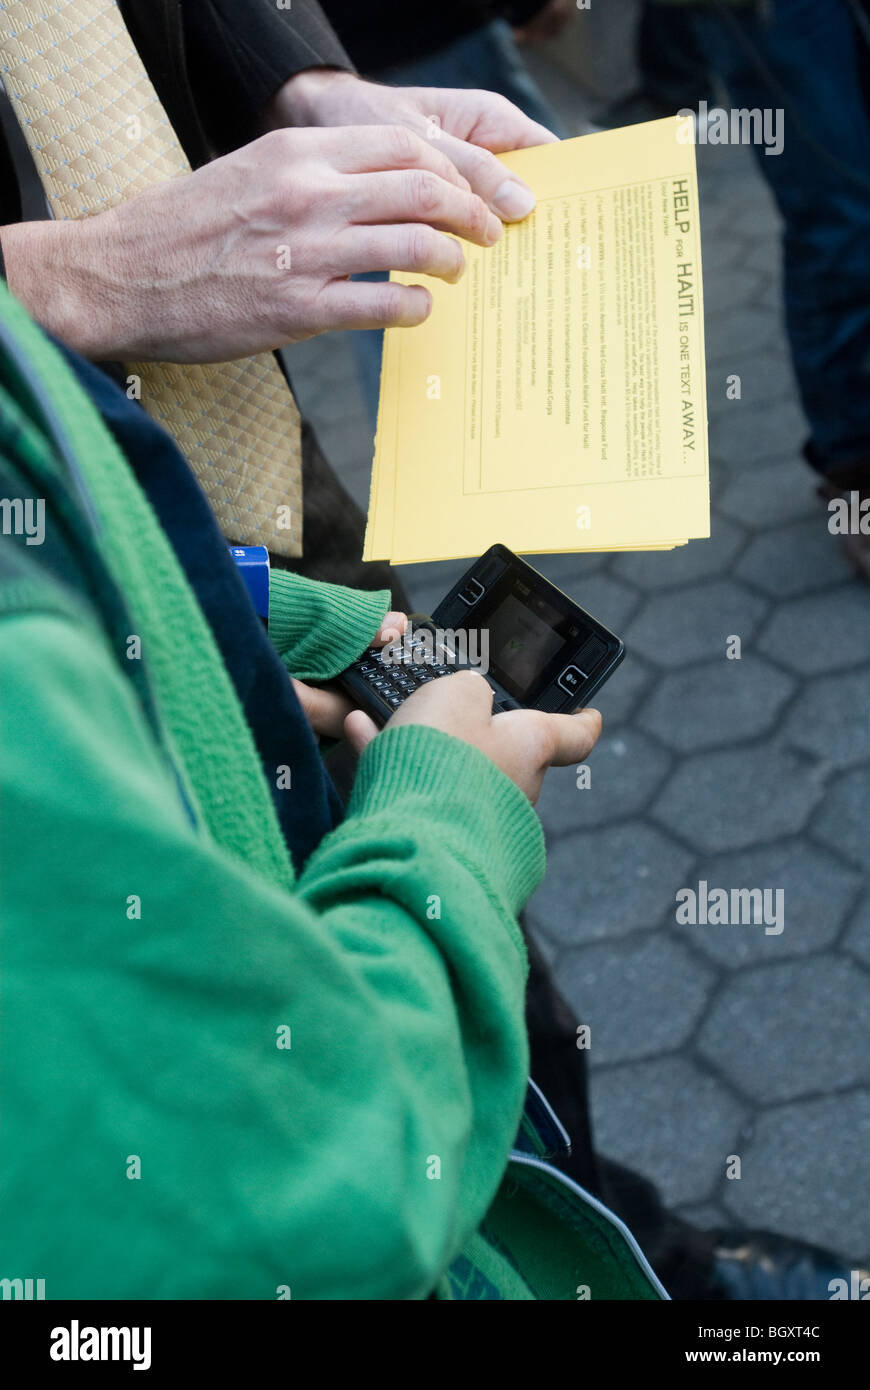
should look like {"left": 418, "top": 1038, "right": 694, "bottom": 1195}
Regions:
{"left": 0, "top": 285, "right": 664, "bottom": 1300}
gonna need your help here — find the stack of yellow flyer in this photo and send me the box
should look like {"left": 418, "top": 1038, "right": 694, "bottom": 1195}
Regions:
{"left": 364, "top": 116, "right": 709, "bottom": 565}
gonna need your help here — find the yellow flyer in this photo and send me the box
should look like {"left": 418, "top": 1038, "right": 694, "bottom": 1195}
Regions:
{"left": 365, "top": 116, "right": 709, "bottom": 564}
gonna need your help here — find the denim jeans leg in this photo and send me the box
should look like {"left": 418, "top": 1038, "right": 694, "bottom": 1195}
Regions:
{"left": 692, "top": 0, "right": 870, "bottom": 475}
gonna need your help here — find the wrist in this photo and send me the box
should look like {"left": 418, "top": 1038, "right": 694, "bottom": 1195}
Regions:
{"left": 268, "top": 569, "right": 391, "bottom": 680}
{"left": 263, "top": 67, "right": 359, "bottom": 130}
{"left": 2, "top": 215, "right": 120, "bottom": 360}
{"left": 350, "top": 723, "right": 546, "bottom": 922}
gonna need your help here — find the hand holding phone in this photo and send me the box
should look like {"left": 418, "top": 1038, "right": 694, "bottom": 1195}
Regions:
{"left": 345, "top": 668, "right": 603, "bottom": 805}
{"left": 340, "top": 544, "right": 625, "bottom": 726}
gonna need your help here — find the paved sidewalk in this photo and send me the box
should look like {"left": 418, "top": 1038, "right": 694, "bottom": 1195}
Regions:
{"left": 285, "top": 82, "right": 870, "bottom": 1264}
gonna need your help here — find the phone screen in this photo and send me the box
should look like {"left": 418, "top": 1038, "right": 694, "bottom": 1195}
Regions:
{"left": 483, "top": 583, "right": 574, "bottom": 701}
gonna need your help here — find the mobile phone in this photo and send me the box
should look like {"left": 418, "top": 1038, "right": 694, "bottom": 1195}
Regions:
{"left": 339, "top": 544, "right": 625, "bottom": 726}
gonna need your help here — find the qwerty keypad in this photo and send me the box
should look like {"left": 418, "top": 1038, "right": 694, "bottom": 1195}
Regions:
{"left": 350, "top": 630, "right": 513, "bottom": 716}
{"left": 356, "top": 649, "right": 457, "bottom": 708}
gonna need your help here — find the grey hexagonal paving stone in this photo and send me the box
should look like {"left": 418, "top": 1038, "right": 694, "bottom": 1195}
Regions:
{"left": 706, "top": 309, "right": 781, "bottom": 370}
{"left": 674, "top": 1202, "right": 730, "bottom": 1231}
{"left": 707, "top": 348, "right": 797, "bottom": 418}
{"left": 738, "top": 227, "right": 784, "bottom": 278}
{"left": 757, "top": 584, "right": 870, "bottom": 675}
{"left": 700, "top": 175, "right": 757, "bottom": 225}
{"left": 522, "top": 549, "right": 610, "bottom": 589}
{"left": 706, "top": 203, "right": 767, "bottom": 252}
{"left": 284, "top": 333, "right": 364, "bottom": 422}
{"left": 590, "top": 1057, "right": 746, "bottom": 1207}
{"left": 785, "top": 668, "right": 870, "bottom": 769}
{"left": 815, "top": 768, "right": 870, "bottom": 872}
{"left": 702, "top": 262, "right": 763, "bottom": 319}
{"left": 625, "top": 580, "right": 768, "bottom": 667}
{"left": 612, "top": 517, "right": 745, "bottom": 591}
{"left": 400, "top": 557, "right": 469, "bottom": 618}
{"left": 707, "top": 467, "right": 733, "bottom": 510}
{"left": 697, "top": 136, "right": 769, "bottom": 192}
{"left": 736, "top": 517, "right": 852, "bottom": 598}
{"left": 843, "top": 897, "right": 870, "bottom": 969}
{"left": 638, "top": 656, "right": 794, "bottom": 753}
{"left": 699, "top": 188, "right": 743, "bottom": 241}
{"left": 529, "top": 823, "right": 694, "bottom": 947}
{"left": 675, "top": 842, "right": 861, "bottom": 967}
{"left": 557, "top": 934, "right": 714, "bottom": 1065}
{"left": 653, "top": 745, "right": 823, "bottom": 853}
{"left": 526, "top": 922, "right": 561, "bottom": 972}
{"left": 722, "top": 1090, "right": 870, "bottom": 1261}
{"left": 592, "top": 652, "right": 655, "bottom": 725}
{"left": 537, "top": 728, "right": 671, "bottom": 834}
{"left": 719, "top": 457, "right": 819, "bottom": 530}
{"left": 708, "top": 397, "right": 809, "bottom": 470}
{"left": 755, "top": 279, "right": 787, "bottom": 316}
{"left": 697, "top": 957, "right": 870, "bottom": 1104}
{"left": 558, "top": 571, "right": 639, "bottom": 634}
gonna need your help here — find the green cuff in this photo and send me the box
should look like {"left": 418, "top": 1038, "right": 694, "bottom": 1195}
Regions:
{"left": 349, "top": 723, "right": 547, "bottom": 928}
{"left": 268, "top": 570, "right": 391, "bottom": 681}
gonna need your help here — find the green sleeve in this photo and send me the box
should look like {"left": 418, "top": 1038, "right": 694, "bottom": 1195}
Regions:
{"left": 268, "top": 568, "right": 391, "bottom": 680}
{"left": 0, "top": 613, "right": 544, "bottom": 1300}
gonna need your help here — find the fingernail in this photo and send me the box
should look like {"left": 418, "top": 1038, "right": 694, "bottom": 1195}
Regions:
{"left": 492, "top": 179, "right": 536, "bottom": 221}
{"left": 484, "top": 212, "right": 503, "bottom": 245}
